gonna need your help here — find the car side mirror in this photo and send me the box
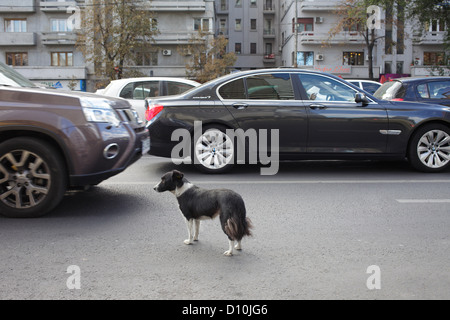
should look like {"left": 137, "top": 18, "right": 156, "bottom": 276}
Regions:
{"left": 355, "top": 92, "right": 369, "bottom": 105}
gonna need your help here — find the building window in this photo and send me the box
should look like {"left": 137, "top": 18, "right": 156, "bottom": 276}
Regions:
{"left": 235, "top": 43, "right": 242, "bottom": 54}
{"left": 220, "top": 0, "right": 228, "bottom": 11}
{"left": 235, "top": 0, "right": 242, "bottom": 7}
{"left": 384, "top": 61, "right": 392, "bottom": 74}
{"left": 6, "top": 52, "right": 28, "bottom": 66}
{"left": 250, "top": 43, "right": 257, "bottom": 54}
{"left": 51, "top": 52, "right": 73, "bottom": 66}
{"left": 250, "top": 0, "right": 257, "bottom": 7}
{"left": 250, "top": 19, "right": 257, "bottom": 30}
{"left": 265, "top": 43, "right": 273, "bottom": 55}
{"left": 343, "top": 52, "right": 364, "bottom": 66}
{"left": 426, "top": 19, "right": 446, "bottom": 32}
{"left": 424, "top": 52, "right": 446, "bottom": 65}
{"left": 134, "top": 51, "right": 158, "bottom": 66}
{"left": 194, "top": 18, "right": 210, "bottom": 32}
{"left": 51, "top": 19, "right": 73, "bottom": 32}
{"left": 235, "top": 19, "right": 242, "bottom": 31}
{"left": 293, "top": 18, "right": 313, "bottom": 33}
{"left": 219, "top": 19, "right": 227, "bottom": 35}
{"left": 5, "top": 19, "right": 27, "bottom": 32}
{"left": 396, "top": 61, "right": 404, "bottom": 74}
{"left": 297, "top": 52, "right": 314, "bottom": 66}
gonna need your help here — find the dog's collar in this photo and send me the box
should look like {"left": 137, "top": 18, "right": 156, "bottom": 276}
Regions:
{"left": 175, "top": 182, "right": 194, "bottom": 197}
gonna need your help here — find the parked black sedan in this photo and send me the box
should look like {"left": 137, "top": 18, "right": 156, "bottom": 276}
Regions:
{"left": 374, "top": 77, "right": 450, "bottom": 107}
{"left": 146, "top": 69, "right": 450, "bottom": 174}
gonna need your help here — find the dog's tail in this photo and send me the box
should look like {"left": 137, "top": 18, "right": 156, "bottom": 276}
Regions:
{"left": 225, "top": 217, "right": 253, "bottom": 241}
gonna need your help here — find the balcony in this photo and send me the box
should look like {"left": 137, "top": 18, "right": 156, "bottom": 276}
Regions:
{"left": 263, "top": 29, "right": 276, "bottom": 38}
{"left": 39, "top": 1, "right": 80, "bottom": 12}
{"left": 153, "top": 32, "right": 207, "bottom": 45}
{"left": 413, "top": 32, "right": 445, "bottom": 45}
{"left": 263, "top": 4, "right": 275, "bottom": 15}
{"left": 300, "top": 0, "right": 338, "bottom": 12}
{"left": 263, "top": 53, "right": 276, "bottom": 64}
{"left": 13, "top": 66, "right": 87, "bottom": 81}
{"left": 41, "top": 32, "right": 77, "bottom": 45}
{"left": 146, "top": 1, "right": 206, "bottom": 12}
{"left": 0, "top": 0, "right": 35, "bottom": 12}
{"left": 300, "top": 31, "right": 365, "bottom": 45}
{"left": 0, "top": 33, "right": 36, "bottom": 46}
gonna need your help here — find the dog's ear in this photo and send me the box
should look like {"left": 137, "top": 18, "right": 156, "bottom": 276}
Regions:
{"left": 172, "top": 170, "right": 184, "bottom": 180}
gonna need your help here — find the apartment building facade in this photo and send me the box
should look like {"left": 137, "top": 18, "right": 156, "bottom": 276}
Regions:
{"left": 279, "top": 0, "right": 448, "bottom": 79}
{"left": 127, "top": 0, "right": 215, "bottom": 78}
{"left": 0, "top": 0, "right": 447, "bottom": 92}
{"left": 0, "top": 0, "right": 87, "bottom": 90}
{"left": 215, "top": 0, "right": 281, "bottom": 70}
{"left": 0, "top": 0, "right": 215, "bottom": 91}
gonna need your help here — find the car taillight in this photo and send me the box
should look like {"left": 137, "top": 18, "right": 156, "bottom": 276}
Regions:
{"left": 391, "top": 98, "right": 404, "bottom": 101}
{"left": 146, "top": 104, "right": 164, "bottom": 121}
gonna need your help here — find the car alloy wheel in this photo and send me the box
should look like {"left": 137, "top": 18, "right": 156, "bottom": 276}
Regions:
{"left": 193, "top": 126, "right": 234, "bottom": 173}
{"left": 0, "top": 150, "right": 51, "bottom": 209}
{"left": 417, "top": 129, "right": 450, "bottom": 169}
{"left": 0, "top": 137, "right": 67, "bottom": 218}
{"left": 409, "top": 124, "right": 450, "bottom": 172}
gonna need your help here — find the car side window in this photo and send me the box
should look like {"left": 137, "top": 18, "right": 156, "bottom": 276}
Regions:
{"left": 428, "top": 81, "right": 450, "bottom": 100}
{"left": 296, "top": 74, "right": 356, "bottom": 102}
{"left": 362, "top": 82, "right": 380, "bottom": 95}
{"left": 120, "top": 81, "right": 159, "bottom": 100}
{"left": 219, "top": 78, "right": 246, "bottom": 99}
{"left": 246, "top": 73, "right": 294, "bottom": 100}
{"left": 167, "top": 82, "right": 195, "bottom": 96}
{"left": 417, "top": 84, "right": 430, "bottom": 99}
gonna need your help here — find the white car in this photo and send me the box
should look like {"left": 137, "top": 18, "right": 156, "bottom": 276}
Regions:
{"left": 97, "top": 77, "right": 200, "bottom": 121}
{"left": 347, "top": 79, "right": 381, "bottom": 95}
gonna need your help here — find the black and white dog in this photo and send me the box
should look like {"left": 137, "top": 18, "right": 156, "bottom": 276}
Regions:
{"left": 153, "top": 170, "right": 252, "bottom": 256}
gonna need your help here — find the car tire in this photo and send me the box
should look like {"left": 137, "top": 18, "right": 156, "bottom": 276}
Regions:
{"left": 408, "top": 124, "right": 450, "bottom": 173}
{"left": 0, "top": 137, "right": 67, "bottom": 218}
{"left": 192, "top": 125, "right": 235, "bottom": 174}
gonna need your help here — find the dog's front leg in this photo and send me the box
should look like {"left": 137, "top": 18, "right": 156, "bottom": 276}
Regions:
{"left": 193, "top": 220, "right": 200, "bottom": 241}
{"left": 184, "top": 219, "right": 194, "bottom": 245}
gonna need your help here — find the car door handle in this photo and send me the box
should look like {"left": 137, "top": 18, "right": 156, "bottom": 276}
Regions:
{"left": 232, "top": 103, "right": 249, "bottom": 110}
{"left": 309, "top": 104, "right": 326, "bottom": 110}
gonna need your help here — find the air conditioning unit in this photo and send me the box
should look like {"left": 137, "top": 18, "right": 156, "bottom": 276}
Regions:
{"left": 414, "top": 59, "right": 422, "bottom": 66}
{"left": 315, "top": 54, "right": 324, "bottom": 61}
{"left": 162, "top": 49, "right": 172, "bottom": 56}
{"left": 315, "top": 17, "right": 324, "bottom": 24}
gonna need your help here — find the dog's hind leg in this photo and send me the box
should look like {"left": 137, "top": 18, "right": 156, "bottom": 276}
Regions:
{"left": 224, "top": 240, "right": 235, "bottom": 256}
{"left": 235, "top": 241, "right": 242, "bottom": 251}
{"left": 193, "top": 220, "right": 200, "bottom": 241}
{"left": 184, "top": 219, "right": 194, "bottom": 245}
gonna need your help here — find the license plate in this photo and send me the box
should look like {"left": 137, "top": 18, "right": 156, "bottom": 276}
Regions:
{"left": 142, "top": 137, "right": 150, "bottom": 154}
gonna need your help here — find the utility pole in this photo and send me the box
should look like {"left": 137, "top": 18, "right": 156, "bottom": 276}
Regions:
{"left": 294, "top": 0, "right": 298, "bottom": 68}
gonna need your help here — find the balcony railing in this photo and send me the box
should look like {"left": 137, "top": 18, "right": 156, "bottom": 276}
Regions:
{"left": 0, "top": 0, "right": 35, "bottom": 12}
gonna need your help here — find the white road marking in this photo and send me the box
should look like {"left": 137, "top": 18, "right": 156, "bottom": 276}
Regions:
{"left": 102, "top": 179, "right": 450, "bottom": 185}
{"left": 396, "top": 199, "right": 450, "bottom": 203}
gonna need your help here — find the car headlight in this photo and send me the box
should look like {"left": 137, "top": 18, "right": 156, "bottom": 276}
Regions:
{"left": 80, "top": 97, "right": 121, "bottom": 127}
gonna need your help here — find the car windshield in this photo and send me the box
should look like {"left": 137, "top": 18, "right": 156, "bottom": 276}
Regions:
{"left": 373, "top": 81, "right": 403, "bottom": 100}
{"left": 0, "top": 61, "right": 36, "bottom": 87}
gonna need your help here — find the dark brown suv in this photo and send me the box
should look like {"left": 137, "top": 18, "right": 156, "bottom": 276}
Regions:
{"left": 0, "top": 62, "right": 149, "bottom": 218}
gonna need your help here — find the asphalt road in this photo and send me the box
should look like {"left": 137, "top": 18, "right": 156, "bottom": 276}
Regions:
{"left": 1, "top": 155, "right": 449, "bottom": 300}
